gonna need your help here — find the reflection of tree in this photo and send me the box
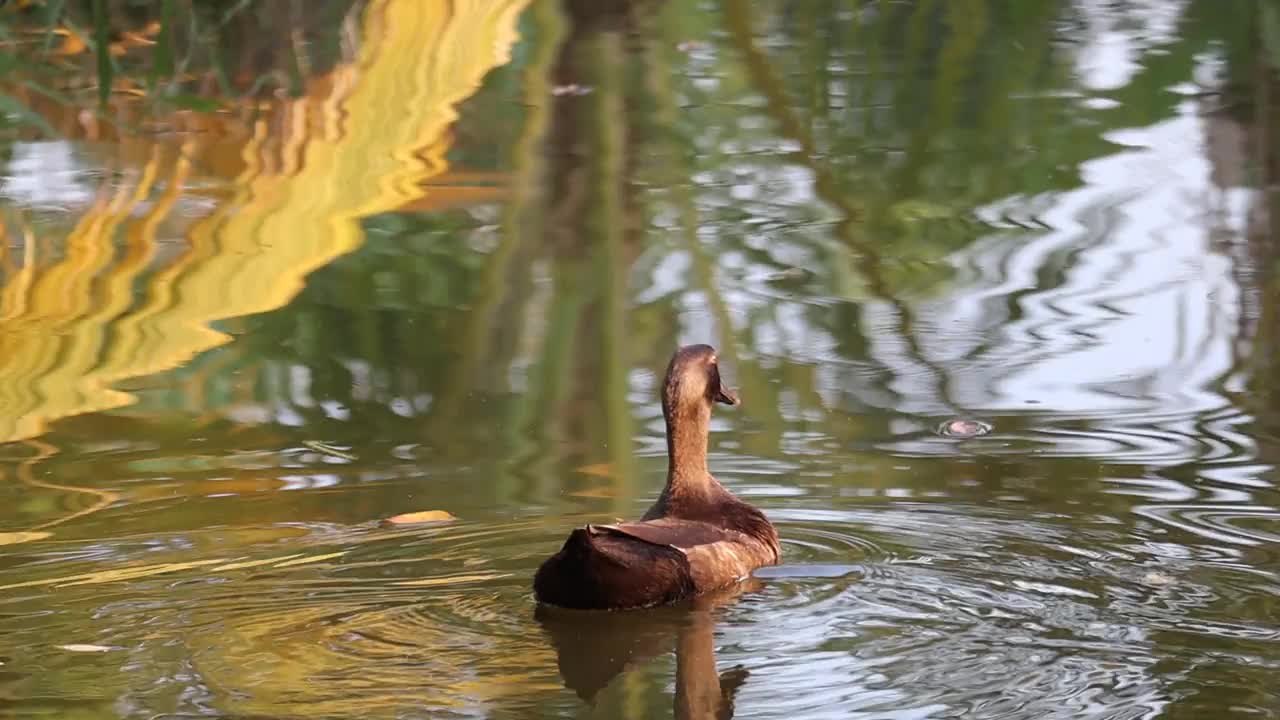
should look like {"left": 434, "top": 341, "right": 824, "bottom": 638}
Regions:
{"left": 1, "top": 0, "right": 364, "bottom": 104}
{"left": 1, "top": 1, "right": 1278, "bottom": 718}
{"left": 141, "top": 0, "right": 1280, "bottom": 490}
{"left": 4, "top": 0, "right": 1264, "bottom": 466}
{"left": 0, "top": 0, "right": 530, "bottom": 443}
{"left": 1211, "top": 1, "right": 1280, "bottom": 425}
{"left": 8, "top": 0, "right": 1271, "bottom": 542}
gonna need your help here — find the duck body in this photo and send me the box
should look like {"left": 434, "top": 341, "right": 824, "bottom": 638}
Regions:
{"left": 534, "top": 345, "right": 780, "bottom": 610}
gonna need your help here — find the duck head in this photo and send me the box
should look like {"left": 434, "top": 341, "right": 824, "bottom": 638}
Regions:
{"left": 662, "top": 344, "right": 739, "bottom": 418}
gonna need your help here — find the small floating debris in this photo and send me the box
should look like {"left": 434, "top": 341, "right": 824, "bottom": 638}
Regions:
{"left": 763, "top": 266, "right": 813, "bottom": 286}
{"left": 551, "top": 84, "right": 593, "bottom": 97}
{"left": 937, "top": 418, "right": 993, "bottom": 438}
{"left": 382, "top": 510, "right": 458, "bottom": 526}
{"left": 58, "top": 644, "right": 114, "bottom": 653}
{"left": 301, "top": 440, "right": 356, "bottom": 461}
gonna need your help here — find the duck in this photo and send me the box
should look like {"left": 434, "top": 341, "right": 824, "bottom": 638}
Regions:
{"left": 533, "top": 344, "right": 780, "bottom": 610}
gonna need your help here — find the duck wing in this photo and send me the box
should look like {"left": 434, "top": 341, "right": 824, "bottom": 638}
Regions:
{"left": 593, "top": 518, "right": 773, "bottom": 591}
{"left": 592, "top": 518, "right": 750, "bottom": 551}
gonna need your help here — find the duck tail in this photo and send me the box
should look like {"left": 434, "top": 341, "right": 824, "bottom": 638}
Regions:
{"left": 533, "top": 525, "right": 693, "bottom": 609}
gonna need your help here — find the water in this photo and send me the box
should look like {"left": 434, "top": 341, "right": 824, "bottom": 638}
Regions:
{"left": 0, "top": 0, "right": 1278, "bottom": 717}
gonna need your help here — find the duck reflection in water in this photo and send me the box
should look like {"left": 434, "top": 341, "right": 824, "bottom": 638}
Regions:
{"left": 536, "top": 582, "right": 756, "bottom": 719}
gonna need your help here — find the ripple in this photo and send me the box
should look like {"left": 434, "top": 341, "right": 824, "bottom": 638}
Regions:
{"left": 4, "top": 460, "right": 1279, "bottom": 720}
{"left": 774, "top": 522, "right": 888, "bottom": 561}
{"left": 0, "top": 519, "right": 560, "bottom": 719}
{"left": 882, "top": 408, "right": 1258, "bottom": 467}
{"left": 729, "top": 556, "right": 1174, "bottom": 720}
{"left": 1132, "top": 503, "right": 1280, "bottom": 547}
{"left": 756, "top": 522, "right": 884, "bottom": 597}
{"left": 715, "top": 499, "right": 1280, "bottom": 720}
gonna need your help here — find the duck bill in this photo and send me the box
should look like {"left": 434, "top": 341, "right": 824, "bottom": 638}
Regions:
{"left": 714, "top": 386, "right": 740, "bottom": 406}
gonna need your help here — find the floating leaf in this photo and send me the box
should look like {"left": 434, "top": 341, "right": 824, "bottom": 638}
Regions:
{"left": 0, "top": 531, "right": 52, "bottom": 545}
{"left": 762, "top": 266, "right": 813, "bottom": 287}
{"left": 382, "top": 510, "right": 457, "bottom": 525}
{"left": 301, "top": 440, "right": 356, "bottom": 461}
{"left": 58, "top": 644, "right": 112, "bottom": 653}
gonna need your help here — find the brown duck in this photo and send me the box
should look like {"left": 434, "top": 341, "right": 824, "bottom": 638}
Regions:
{"left": 534, "top": 344, "right": 780, "bottom": 610}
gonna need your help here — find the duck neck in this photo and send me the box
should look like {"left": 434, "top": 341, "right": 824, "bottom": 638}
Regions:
{"left": 664, "top": 402, "right": 715, "bottom": 494}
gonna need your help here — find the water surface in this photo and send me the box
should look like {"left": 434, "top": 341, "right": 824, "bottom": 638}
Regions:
{"left": 0, "top": 1, "right": 1278, "bottom": 718}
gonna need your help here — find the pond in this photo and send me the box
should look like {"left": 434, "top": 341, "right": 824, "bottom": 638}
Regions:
{"left": 0, "top": 1, "right": 1278, "bottom": 718}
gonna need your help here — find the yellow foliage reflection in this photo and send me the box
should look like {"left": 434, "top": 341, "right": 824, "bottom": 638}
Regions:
{"left": 0, "top": 0, "right": 528, "bottom": 442}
